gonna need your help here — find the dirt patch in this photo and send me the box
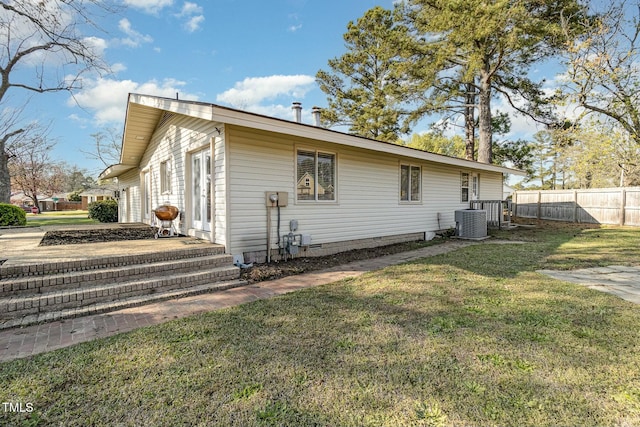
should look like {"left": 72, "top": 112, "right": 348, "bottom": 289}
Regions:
{"left": 39, "top": 227, "right": 158, "bottom": 246}
{"left": 240, "top": 240, "right": 443, "bottom": 284}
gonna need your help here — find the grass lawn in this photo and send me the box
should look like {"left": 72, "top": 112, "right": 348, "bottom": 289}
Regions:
{"left": 1, "top": 222, "right": 640, "bottom": 426}
{"left": 28, "top": 210, "right": 89, "bottom": 216}
{"left": 26, "top": 211, "right": 98, "bottom": 227}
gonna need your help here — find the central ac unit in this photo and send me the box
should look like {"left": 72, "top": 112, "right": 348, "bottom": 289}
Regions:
{"left": 455, "top": 209, "right": 487, "bottom": 239}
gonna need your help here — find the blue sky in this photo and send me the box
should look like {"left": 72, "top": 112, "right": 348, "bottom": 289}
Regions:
{"left": 11, "top": 0, "right": 548, "bottom": 177}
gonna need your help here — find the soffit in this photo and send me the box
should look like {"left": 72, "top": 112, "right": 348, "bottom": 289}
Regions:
{"left": 120, "top": 102, "right": 164, "bottom": 166}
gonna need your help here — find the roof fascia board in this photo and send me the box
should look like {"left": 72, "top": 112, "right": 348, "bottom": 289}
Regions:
{"left": 99, "top": 164, "right": 136, "bottom": 180}
{"left": 212, "top": 107, "right": 525, "bottom": 176}
{"left": 130, "top": 93, "right": 213, "bottom": 121}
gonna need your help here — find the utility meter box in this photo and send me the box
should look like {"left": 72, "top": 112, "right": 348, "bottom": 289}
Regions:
{"left": 265, "top": 191, "right": 288, "bottom": 207}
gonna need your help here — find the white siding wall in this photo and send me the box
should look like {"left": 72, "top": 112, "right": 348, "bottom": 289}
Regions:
{"left": 117, "top": 168, "right": 140, "bottom": 222}
{"left": 226, "top": 125, "right": 503, "bottom": 256}
{"left": 479, "top": 172, "right": 503, "bottom": 200}
{"left": 426, "top": 163, "right": 475, "bottom": 228}
{"left": 126, "top": 113, "right": 224, "bottom": 242}
{"left": 213, "top": 131, "right": 227, "bottom": 247}
{"left": 117, "top": 116, "right": 503, "bottom": 255}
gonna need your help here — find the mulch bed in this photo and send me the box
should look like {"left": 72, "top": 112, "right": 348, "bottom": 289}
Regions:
{"left": 37, "top": 227, "right": 442, "bottom": 284}
{"left": 240, "top": 240, "right": 440, "bottom": 284}
{"left": 39, "top": 227, "right": 158, "bottom": 246}
{"left": 36, "top": 223, "right": 450, "bottom": 285}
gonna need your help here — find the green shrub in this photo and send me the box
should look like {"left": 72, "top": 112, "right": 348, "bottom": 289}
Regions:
{"left": 67, "top": 191, "right": 82, "bottom": 202}
{"left": 0, "top": 203, "right": 27, "bottom": 226}
{"left": 88, "top": 199, "right": 118, "bottom": 223}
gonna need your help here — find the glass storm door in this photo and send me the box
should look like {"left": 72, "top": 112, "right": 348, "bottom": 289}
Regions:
{"left": 192, "top": 149, "right": 211, "bottom": 232}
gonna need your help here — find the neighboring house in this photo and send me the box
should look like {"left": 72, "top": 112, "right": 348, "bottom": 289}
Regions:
{"left": 9, "top": 191, "right": 33, "bottom": 209}
{"left": 38, "top": 194, "right": 66, "bottom": 212}
{"left": 80, "top": 187, "right": 117, "bottom": 210}
{"left": 297, "top": 171, "right": 326, "bottom": 198}
{"left": 10, "top": 191, "right": 53, "bottom": 212}
{"left": 101, "top": 94, "right": 526, "bottom": 263}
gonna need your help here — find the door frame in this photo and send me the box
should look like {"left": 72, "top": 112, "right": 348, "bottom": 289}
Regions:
{"left": 141, "top": 169, "right": 152, "bottom": 223}
{"left": 188, "top": 146, "right": 213, "bottom": 239}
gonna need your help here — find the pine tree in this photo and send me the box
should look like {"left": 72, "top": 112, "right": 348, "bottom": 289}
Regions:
{"left": 316, "top": 6, "right": 424, "bottom": 142}
{"left": 399, "top": 0, "right": 588, "bottom": 163}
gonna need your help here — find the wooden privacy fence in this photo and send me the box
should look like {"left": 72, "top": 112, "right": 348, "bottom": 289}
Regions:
{"left": 512, "top": 187, "right": 640, "bottom": 226}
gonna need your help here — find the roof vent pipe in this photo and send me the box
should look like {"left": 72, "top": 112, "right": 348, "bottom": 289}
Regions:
{"left": 311, "top": 106, "right": 322, "bottom": 127}
{"left": 292, "top": 102, "right": 302, "bottom": 123}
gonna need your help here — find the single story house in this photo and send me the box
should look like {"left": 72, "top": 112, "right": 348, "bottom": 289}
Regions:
{"left": 80, "top": 187, "right": 117, "bottom": 210}
{"left": 9, "top": 191, "right": 34, "bottom": 209}
{"left": 101, "top": 94, "right": 526, "bottom": 263}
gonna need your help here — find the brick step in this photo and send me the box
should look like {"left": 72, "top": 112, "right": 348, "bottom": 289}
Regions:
{"left": 0, "top": 266, "right": 241, "bottom": 321}
{"left": 0, "top": 244, "right": 226, "bottom": 280}
{"left": 0, "top": 278, "right": 248, "bottom": 330}
{"left": 1, "top": 254, "right": 234, "bottom": 297}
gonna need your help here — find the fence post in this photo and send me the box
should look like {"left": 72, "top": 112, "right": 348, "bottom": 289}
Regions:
{"left": 537, "top": 191, "right": 542, "bottom": 220}
{"left": 573, "top": 190, "right": 578, "bottom": 223}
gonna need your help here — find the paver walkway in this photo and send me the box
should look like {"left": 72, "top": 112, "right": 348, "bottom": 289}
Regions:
{"left": 0, "top": 240, "right": 475, "bottom": 363}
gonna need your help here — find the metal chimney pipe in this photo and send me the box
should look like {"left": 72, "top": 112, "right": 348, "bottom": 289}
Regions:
{"left": 311, "top": 106, "right": 322, "bottom": 127}
{"left": 292, "top": 102, "right": 302, "bottom": 123}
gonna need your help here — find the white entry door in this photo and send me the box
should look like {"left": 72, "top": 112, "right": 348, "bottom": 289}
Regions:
{"left": 192, "top": 149, "right": 212, "bottom": 232}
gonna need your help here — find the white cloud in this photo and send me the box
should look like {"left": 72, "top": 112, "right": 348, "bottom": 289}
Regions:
{"left": 184, "top": 15, "right": 205, "bottom": 32}
{"left": 69, "top": 77, "right": 199, "bottom": 124}
{"left": 216, "top": 75, "right": 316, "bottom": 109}
{"left": 176, "top": 2, "right": 204, "bottom": 32}
{"left": 123, "top": 1, "right": 203, "bottom": 32}
{"left": 82, "top": 36, "right": 108, "bottom": 57}
{"left": 115, "top": 18, "right": 153, "bottom": 48}
{"left": 287, "top": 13, "right": 302, "bottom": 33}
{"left": 111, "top": 63, "right": 127, "bottom": 73}
{"left": 178, "top": 2, "right": 203, "bottom": 16}
{"left": 123, "top": 0, "right": 174, "bottom": 14}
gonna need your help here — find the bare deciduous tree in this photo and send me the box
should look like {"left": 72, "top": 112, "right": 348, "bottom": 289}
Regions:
{"left": 9, "top": 131, "right": 66, "bottom": 210}
{"left": 0, "top": 0, "right": 118, "bottom": 202}
{"left": 562, "top": 1, "right": 640, "bottom": 147}
{"left": 81, "top": 127, "right": 123, "bottom": 172}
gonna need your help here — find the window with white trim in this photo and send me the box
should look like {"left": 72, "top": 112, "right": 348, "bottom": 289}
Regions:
{"left": 461, "top": 172, "right": 470, "bottom": 202}
{"left": 160, "top": 160, "right": 172, "bottom": 194}
{"left": 296, "top": 149, "right": 336, "bottom": 201}
{"left": 400, "top": 164, "right": 421, "bottom": 202}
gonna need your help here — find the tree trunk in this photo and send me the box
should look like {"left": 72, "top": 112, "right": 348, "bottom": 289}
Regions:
{"left": 0, "top": 129, "right": 25, "bottom": 204}
{"left": 464, "top": 82, "right": 476, "bottom": 161}
{"left": 0, "top": 151, "right": 9, "bottom": 203}
{"left": 477, "top": 67, "right": 492, "bottom": 164}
